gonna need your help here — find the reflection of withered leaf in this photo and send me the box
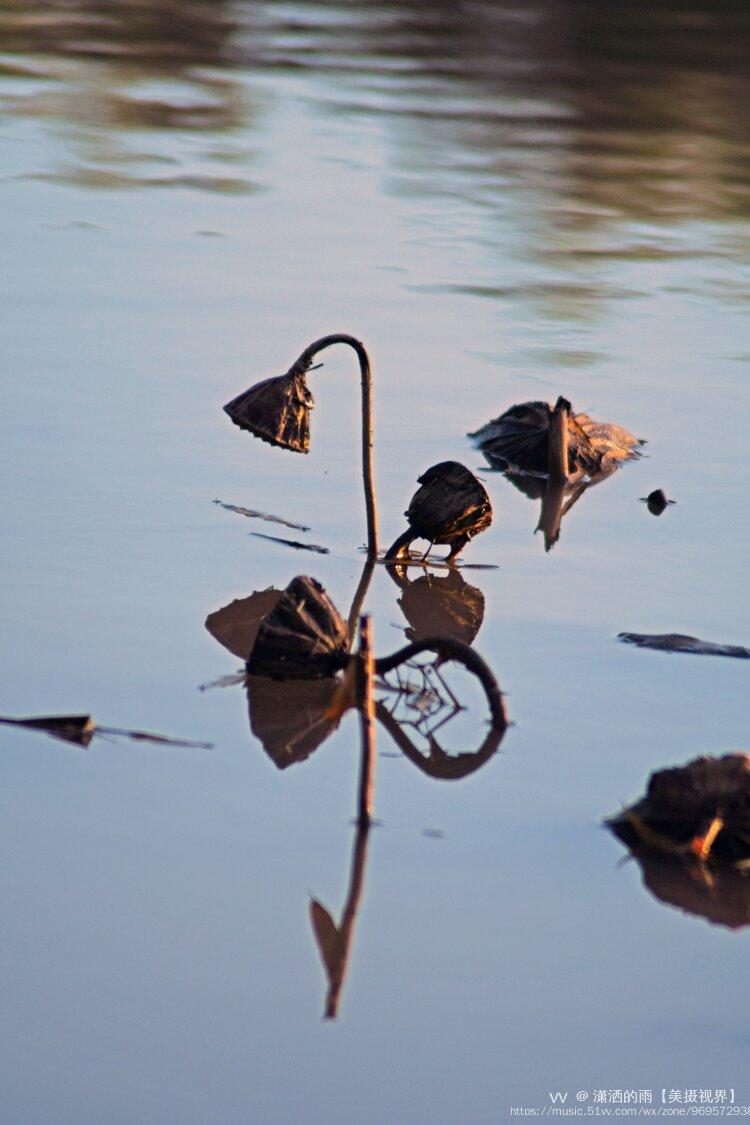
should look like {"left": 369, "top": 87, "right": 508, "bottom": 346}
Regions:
{"left": 310, "top": 900, "right": 344, "bottom": 981}
{"left": 619, "top": 848, "right": 750, "bottom": 930}
{"left": 0, "top": 714, "right": 95, "bottom": 747}
{"left": 249, "top": 532, "right": 329, "bottom": 554}
{"left": 247, "top": 576, "right": 349, "bottom": 679}
{"left": 619, "top": 633, "right": 750, "bottom": 659}
{"left": 392, "top": 568, "right": 485, "bottom": 646}
{"left": 246, "top": 676, "right": 342, "bottom": 768}
{"left": 205, "top": 588, "right": 282, "bottom": 659}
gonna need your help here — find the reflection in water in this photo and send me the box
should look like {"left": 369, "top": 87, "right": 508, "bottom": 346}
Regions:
{"left": 387, "top": 564, "right": 485, "bottom": 646}
{"left": 310, "top": 823, "right": 370, "bottom": 1020}
{"left": 308, "top": 633, "right": 507, "bottom": 1018}
{"left": 223, "top": 0, "right": 750, "bottom": 234}
{"left": 618, "top": 848, "right": 750, "bottom": 931}
{"left": 503, "top": 470, "right": 604, "bottom": 552}
{"left": 246, "top": 676, "right": 343, "bottom": 769}
{"left": 375, "top": 637, "right": 508, "bottom": 778}
{"left": 607, "top": 755, "right": 750, "bottom": 928}
{"left": 0, "top": 1, "right": 250, "bottom": 191}
{"left": 2, "top": 1, "right": 749, "bottom": 228}
{"left": 203, "top": 567, "right": 507, "bottom": 1016}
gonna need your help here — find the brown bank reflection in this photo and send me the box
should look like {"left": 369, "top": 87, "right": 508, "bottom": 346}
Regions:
{"left": 3, "top": 1, "right": 750, "bottom": 223}
{"left": 0, "top": 1, "right": 252, "bottom": 192}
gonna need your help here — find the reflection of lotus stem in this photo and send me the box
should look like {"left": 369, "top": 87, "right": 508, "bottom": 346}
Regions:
{"left": 346, "top": 556, "right": 376, "bottom": 645}
{"left": 374, "top": 637, "right": 507, "bottom": 733}
{"left": 291, "top": 334, "right": 379, "bottom": 558}
{"left": 323, "top": 823, "right": 370, "bottom": 1020}
{"left": 356, "top": 615, "right": 377, "bottom": 826}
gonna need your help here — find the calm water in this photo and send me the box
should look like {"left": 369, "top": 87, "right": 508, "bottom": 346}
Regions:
{"left": 1, "top": 3, "right": 749, "bottom": 1122}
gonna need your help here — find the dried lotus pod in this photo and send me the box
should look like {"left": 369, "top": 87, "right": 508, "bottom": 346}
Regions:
{"left": 223, "top": 334, "right": 378, "bottom": 557}
{"left": 223, "top": 366, "right": 314, "bottom": 453}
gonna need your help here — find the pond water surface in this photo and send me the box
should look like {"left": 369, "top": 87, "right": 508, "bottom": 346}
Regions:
{"left": 1, "top": 3, "right": 749, "bottom": 1122}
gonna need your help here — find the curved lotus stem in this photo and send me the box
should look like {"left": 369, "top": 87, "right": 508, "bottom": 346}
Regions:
{"left": 374, "top": 636, "right": 507, "bottom": 734}
{"left": 375, "top": 701, "right": 504, "bottom": 780}
{"left": 289, "top": 334, "right": 379, "bottom": 558}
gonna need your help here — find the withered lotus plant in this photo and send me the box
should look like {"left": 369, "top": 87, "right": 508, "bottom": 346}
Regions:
{"left": 224, "top": 334, "right": 378, "bottom": 557}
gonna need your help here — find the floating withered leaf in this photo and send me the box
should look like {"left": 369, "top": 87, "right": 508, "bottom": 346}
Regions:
{"left": 385, "top": 461, "right": 492, "bottom": 563}
{"left": 249, "top": 531, "right": 329, "bottom": 554}
{"left": 469, "top": 398, "right": 643, "bottom": 476}
{"left": 246, "top": 675, "right": 343, "bottom": 768}
{"left": 213, "top": 499, "right": 310, "bottom": 532}
{"left": 640, "top": 488, "right": 676, "bottom": 516}
{"left": 205, "top": 588, "right": 283, "bottom": 659}
{"left": 386, "top": 565, "right": 485, "bottom": 646}
{"left": 0, "top": 713, "right": 95, "bottom": 747}
{"left": 0, "top": 714, "right": 213, "bottom": 750}
{"left": 619, "top": 633, "right": 750, "bottom": 659}
{"left": 223, "top": 366, "right": 314, "bottom": 453}
{"left": 246, "top": 575, "right": 350, "bottom": 679}
{"left": 607, "top": 753, "right": 750, "bottom": 867}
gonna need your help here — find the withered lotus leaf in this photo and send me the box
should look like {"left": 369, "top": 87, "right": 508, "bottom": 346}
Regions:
{"left": 0, "top": 714, "right": 96, "bottom": 747}
{"left": 608, "top": 753, "right": 750, "bottom": 865}
{"left": 246, "top": 575, "right": 349, "bottom": 679}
